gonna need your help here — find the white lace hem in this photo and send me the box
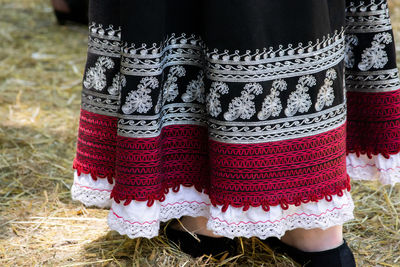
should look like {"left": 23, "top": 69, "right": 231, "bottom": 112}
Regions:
{"left": 71, "top": 171, "right": 113, "bottom": 208}
{"left": 207, "top": 194, "right": 354, "bottom": 240}
{"left": 107, "top": 188, "right": 354, "bottom": 240}
{"left": 72, "top": 172, "right": 354, "bottom": 239}
{"left": 347, "top": 152, "right": 400, "bottom": 185}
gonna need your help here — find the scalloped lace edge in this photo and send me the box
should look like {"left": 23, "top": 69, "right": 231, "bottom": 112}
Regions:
{"left": 72, "top": 171, "right": 355, "bottom": 239}
{"left": 207, "top": 202, "right": 354, "bottom": 240}
{"left": 108, "top": 202, "right": 211, "bottom": 239}
{"left": 71, "top": 172, "right": 113, "bottom": 208}
{"left": 106, "top": 190, "right": 354, "bottom": 239}
{"left": 347, "top": 152, "right": 400, "bottom": 185}
{"left": 107, "top": 201, "right": 354, "bottom": 240}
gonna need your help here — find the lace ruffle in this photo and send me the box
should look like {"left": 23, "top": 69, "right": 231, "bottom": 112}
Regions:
{"left": 72, "top": 172, "right": 354, "bottom": 239}
{"left": 346, "top": 152, "right": 400, "bottom": 185}
{"left": 207, "top": 191, "right": 354, "bottom": 239}
{"left": 71, "top": 171, "right": 113, "bottom": 208}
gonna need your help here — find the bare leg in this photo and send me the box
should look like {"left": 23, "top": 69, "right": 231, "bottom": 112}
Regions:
{"left": 281, "top": 225, "right": 343, "bottom": 252}
{"left": 170, "top": 216, "right": 223, "bottom": 237}
{"left": 51, "top": 0, "right": 70, "bottom": 12}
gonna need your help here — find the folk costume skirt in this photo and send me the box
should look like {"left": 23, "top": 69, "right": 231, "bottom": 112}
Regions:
{"left": 71, "top": 0, "right": 400, "bottom": 239}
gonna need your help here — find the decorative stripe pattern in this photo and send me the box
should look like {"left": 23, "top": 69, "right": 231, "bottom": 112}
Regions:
{"left": 347, "top": 90, "right": 400, "bottom": 157}
{"left": 71, "top": 0, "right": 400, "bottom": 240}
{"left": 344, "top": 1, "right": 400, "bottom": 93}
{"left": 345, "top": 0, "right": 393, "bottom": 33}
{"left": 209, "top": 123, "right": 350, "bottom": 211}
{"left": 345, "top": 0, "right": 400, "bottom": 159}
{"left": 73, "top": 109, "right": 117, "bottom": 183}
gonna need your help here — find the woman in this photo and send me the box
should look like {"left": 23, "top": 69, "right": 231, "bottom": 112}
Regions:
{"left": 71, "top": 0, "right": 400, "bottom": 265}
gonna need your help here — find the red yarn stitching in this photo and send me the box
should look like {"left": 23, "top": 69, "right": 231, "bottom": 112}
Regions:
{"left": 160, "top": 200, "right": 211, "bottom": 207}
{"left": 73, "top": 110, "right": 350, "bottom": 212}
{"left": 110, "top": 125, "right": 211, "bottom": 206}
{"left": 347, "top": 90, "right": 400, "bottom": 159}
{"left": 208, "top": 124, "right": 349, "bottom": 211}
{"left": 347, "top": 163, "right": 400, "bottom": 172}
{"left": 73, "top": 181, "right": 112, "bottom": 192}
{"left": 210, "top": 202, "right": 351, "bottom": 225}
{"left": 110, "top": 208, "right": 158, "bottom": 225}
{"left": 109, "top": 124, "right": 349, "bottom": 211}
{"left": 73, "top": 109, "right": 117, "bottom": 184}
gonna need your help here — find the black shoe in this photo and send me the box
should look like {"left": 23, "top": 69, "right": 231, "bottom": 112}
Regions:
{"left": 164, "top": 220, "right": 237, "bottom": 258}
{"left": 53, "top": 0, "right": 89, "bottom": 25}
{"left": 262, "top": 237, "right": 356, "bottom": 267}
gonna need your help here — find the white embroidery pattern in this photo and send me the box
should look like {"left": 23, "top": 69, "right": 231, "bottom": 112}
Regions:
{"left": 344, "top": 2, "right": 400, "bottom": 93}
{"left": 345, "top": 68, "right": 400, "bottom": 92}
{"left": 224, "top": 83, "right": 263, "bottom": 121}
{"left": 345, "top": 0, "right": 392, "bottom": 33}
{"left": 122, "top": 77, "right": 159, "bottom": 114}
{"left": 284, "top": 75, "right": 316, "bottom": 117}
{"left": 257, "top": 79, "right": 288, "bottom": 120}
{"left": 315, "top": 69, "right": 338, "bottom": 112}
{"left": 206, "top": 81, "right": 229, "bottom": 118}
{"left": 108, "top": 73, "right": 126, "bottom": 96}
{"left": 181, "top": 70, "right": 205, "bottom": 103}
{"left": 119, "top": 29, "right": 345, "bottom": 83}
{"left": 358, "top": 32, "right": 392, "bottom": 71}
{"left": 344, "top": 35, "right": 359, "bottom": 69}
{"left": 83, "top": 23, "right": 348, "bottom": 143}
{"left": 83, "top": 56, "right": 115, "bottom": 91}
{"left": 155, "top": 66, "right": 186, "bottom": 113}
{"left": 88, "top": 23, "right": 121, "bottom": 57}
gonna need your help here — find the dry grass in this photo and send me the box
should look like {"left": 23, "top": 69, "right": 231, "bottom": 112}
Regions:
{"left": 0, "top": 0, "right": 400, "bottom": 266}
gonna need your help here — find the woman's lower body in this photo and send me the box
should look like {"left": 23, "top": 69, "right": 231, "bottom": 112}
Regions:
{"left": 71, "top": 0, "right": 400, "bottom": 264}
{"left": 51, "top": 0, "right": 89, "bottom": 25}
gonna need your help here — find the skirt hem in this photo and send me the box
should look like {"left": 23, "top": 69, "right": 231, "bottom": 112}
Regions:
{"left": 72, "top": 163, "right": 351, "bottom": 212}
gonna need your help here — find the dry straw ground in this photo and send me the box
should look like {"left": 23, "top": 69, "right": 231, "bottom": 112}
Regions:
{"left": 1, "top": 0, "right": 400, "bottom": 266}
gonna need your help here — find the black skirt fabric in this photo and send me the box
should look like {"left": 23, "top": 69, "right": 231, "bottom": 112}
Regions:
{"left": 71, "top": 0, "right": 400, "bottom": 239}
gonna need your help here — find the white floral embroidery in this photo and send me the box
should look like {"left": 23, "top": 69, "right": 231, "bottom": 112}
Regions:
{"left": 284, "top": 75, "right": 316, "bottom": 117}
{"left": 83, "top": 56, "right": 114, "bottom": 91}
{"left": 358, "top": 32, "right": 392, "bottom": 71}
{"left": 122, "top": 77, "right": 159, "bottom": 114}
{"left": 108, "top": 73, "right": 126, "bottom": 95}
{"left": 344, "top": 35, "right": 358, "bottom": 69}
{"left": 257, "top": 79, "right": 288, "bottom": 120}
{"left": 206, "top": 81, "right": 229, "bottom": 117}
{"left": 155, "top": 66, "right": 186, "bottom": 113}
{"left": 315, "top": 69, "right": 338, "bottom": 112}
{"left": 224, "top": 83, "right": 263, "bottom": 121}
{"left": 181, "top": 70, "right": 205, "bottom": 103}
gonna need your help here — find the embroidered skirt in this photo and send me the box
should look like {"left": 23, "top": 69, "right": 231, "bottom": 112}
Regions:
{"left": 71, "top": 0, "right": 400, "bottom": 239}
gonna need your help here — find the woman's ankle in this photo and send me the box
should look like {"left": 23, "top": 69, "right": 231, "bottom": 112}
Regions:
{"left": 281, "top": 225, "right": 343, "bottom": 252}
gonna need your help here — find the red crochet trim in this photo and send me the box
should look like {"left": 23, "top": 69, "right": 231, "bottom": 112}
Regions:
{"left": 110, "top": 176, "right": 350, "bottom": 211}
{"left": 73, "top": 109, "right": 350, "bottom": 212}
{"left": 346, "top": 146, "right": 400, "bottom": 159}
{"left": 75, "top": 165, "right": 350, "bottom": 211}
{"left": 73, "top": 108, "right": 117, "bottom": 184}
{"left": 73, "top": 158, "right": 114, "bottom": 184}
{"left": 110, "top": 124, "right": 348, "bottom": 211}
{"left": 110, "top": 125, "right": 211, "bottom": 206}
{"left": 210, "top": 203, "right": 352, "bottom": 225}
{"left": 215, "top": 177, "right": 351, "bottom": 212}
{"left": 208, "top": 124, "right": 349, "bottom": 212}
{"left": 346, "top": 90, "right": 400, "bottom": 159}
